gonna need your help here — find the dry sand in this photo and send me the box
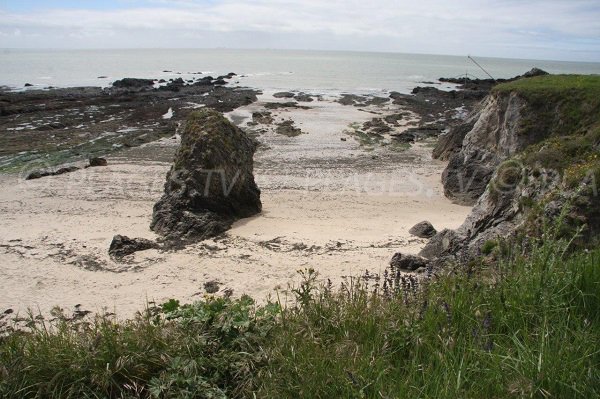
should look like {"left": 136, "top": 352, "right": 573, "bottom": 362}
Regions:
{"left": 0, "top": 93, "right": 470, "bottom": 317}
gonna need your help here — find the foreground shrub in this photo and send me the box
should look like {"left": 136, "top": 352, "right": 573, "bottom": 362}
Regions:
{"left": 0, "top": 296, "right": 279, "bottom": 398}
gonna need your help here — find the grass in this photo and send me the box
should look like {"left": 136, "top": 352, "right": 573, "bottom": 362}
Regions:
{"left": 1, "top": 221, "right": 599, "bottom": 398}
{"left": 257, "top": 235, "right": 600, "bottom": 398}
{"left": 487, "top": 75, "right": 600, "bottom": 235}
{"left": 492, "top": 76, "right": 600, "bottom": 178}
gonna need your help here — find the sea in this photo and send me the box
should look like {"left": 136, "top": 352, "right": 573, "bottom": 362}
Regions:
{"left": 1, "top": 48, "right": 599, "bottom": 94}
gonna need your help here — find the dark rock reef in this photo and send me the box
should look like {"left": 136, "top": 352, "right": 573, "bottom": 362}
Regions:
{"left": 0, "top": 74, "right": 258, "bottom": 172}
{"left": 151, "top": 109, "right": 262, "bottom": 243}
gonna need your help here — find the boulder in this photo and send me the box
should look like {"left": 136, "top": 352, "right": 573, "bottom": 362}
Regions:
{"left": 409, "top": 221, "right": 437, "bottom": 238}
{"left": 109, "top": 235, "right": 159, "bottom": 259}
{"left": 151, "top": 109, "right": 262, "bottom": 243}
{"left": 88, "top": 157, "right": 108, "bottom": 167}
{"left": 390, "top": 253, "right": 429, "bottom": 271}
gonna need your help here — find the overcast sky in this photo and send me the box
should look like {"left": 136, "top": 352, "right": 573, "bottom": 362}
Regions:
{"left": 1, "top": 0, "right": 599, "bottom": 62}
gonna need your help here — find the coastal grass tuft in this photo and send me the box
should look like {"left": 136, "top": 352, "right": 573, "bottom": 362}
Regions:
{"left": 1, "top": 228, "right": 599, "bottom": 398}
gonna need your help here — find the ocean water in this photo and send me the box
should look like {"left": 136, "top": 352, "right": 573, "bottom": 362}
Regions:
{"left": 1, "top": 48, "right": 599, "bottom": 94}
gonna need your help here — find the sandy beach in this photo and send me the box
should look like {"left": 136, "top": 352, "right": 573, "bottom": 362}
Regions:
{"left": 0, "top": 92, "right": 470, "bottom": 317}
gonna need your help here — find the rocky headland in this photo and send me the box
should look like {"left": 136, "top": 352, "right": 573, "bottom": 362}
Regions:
{"left": 392, "top": 74, "right": 600, "bottom": 269}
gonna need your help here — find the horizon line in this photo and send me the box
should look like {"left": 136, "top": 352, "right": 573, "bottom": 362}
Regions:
{"left": 2, "top": 47, "right": 600, "bottom": 65}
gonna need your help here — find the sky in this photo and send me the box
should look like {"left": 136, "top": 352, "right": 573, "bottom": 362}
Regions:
{"left": 0, "top": 0, "right": 599, "bottom": 62}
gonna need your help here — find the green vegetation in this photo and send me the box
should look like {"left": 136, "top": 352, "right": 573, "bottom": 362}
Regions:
{"left": 492, "top": 75, "right": 600, "bottom": 182}
{"left": 345, "top": 122, "right": 411, "bottom": 152}
{"left": 485, "top": 75, "right": 600, "bottom": 242}
{"left": 481, "top": 239, "right": 498, "bottom": 255}
{"left": 2, "top": 224, "right": 599, "bottom": 398}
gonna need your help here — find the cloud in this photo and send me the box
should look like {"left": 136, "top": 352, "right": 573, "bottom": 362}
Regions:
{"left": 0, "top": 0, "right": 599, "bottom": 61}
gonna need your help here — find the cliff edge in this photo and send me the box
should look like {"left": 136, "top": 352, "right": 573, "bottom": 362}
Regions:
{"left": 418, "top": 75, "right": 600, "bottom": 263}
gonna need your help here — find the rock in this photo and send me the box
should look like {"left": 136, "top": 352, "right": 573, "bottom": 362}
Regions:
{"left": 151, "top": 109, "right": 262, "bottom": 243}
{"left": 419, "top": 229, "right": 464, "bottom": 259}
{"left": 97, "top": 76, "right": 108, "bottom": 79}
{"left": 264, "top": 102, "right": 310, "bottom": 110}
{"left": 204, "top": 280, "right": 220, "bottom": 293}
{"left": 432, "top": 108, "right": 479, "bottom": 160}
{"left": 193, "top": 76, "right": 214, "bottom": 85}
{"left": 25, "top": 166, "right": 79, "bottom": 180}
{"left": 88, "top": 157, "right": 107, "bottom": 167}
{"left": 273, "top": 91, "right": 295, "bottom": 98}
{"left": 522, "top": 68, "right": 549, "bottom": 78}
{"left": 109, "top": 235, "right": 159, "bottom": 259}
{"left": 295, "top": 93, "right": 314, "bottom": 102}
{"left": 391, "top": 133, "right": 416, "bottom": 143}
{"left": 26, "top": 170, "right": 50, "bottom": 180}
{"left": 389, "top": 253, "right": 429, "bottom": 271}
{"left": 440, "top": 86, "right": 571, "bottom": 205}
{"left": 216, "top": 73, "right": 237, "bottom": 81}
{"left": 384, "top": 113, "right": 406, "bottom": 126}
{"left": 24, "top": 83, "right": 33, "bottom": 87}
{"left": 275, "top": 120, "right": 304, "bottom": 137}
{"left": 212, "top": 79, "right": 227, "bottom": 86}
{"left": 363, "top": 118, "right": 392, "bottom": 135}
{"left": 252, "top": 111, "right": 274, "bottom": 125}
{"left": 112, "top": 78, "right": 155, "bottom": 89}
{"left": 409, "top": 221, "right": 437, "bottom": 238}
{"left": 338, "top": 94, "right": 363, "bottom": 106}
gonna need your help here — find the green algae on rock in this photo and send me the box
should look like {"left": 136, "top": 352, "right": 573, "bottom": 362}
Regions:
{"left": 151, "top": 109, "right": 262, "bottom": 244}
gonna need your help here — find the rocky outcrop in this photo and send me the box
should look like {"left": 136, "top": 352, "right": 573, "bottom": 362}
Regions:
{"left": 432, "top": 105, "right": 481, "bottom": 161}
{"left": 414, "top": 74, "right": 600, "bottom": 262}
{"left": 439, "top": 89, "right": 558, "bottom": 205}
{"left": 151, "top": 109, "right": 262, "bottom": 243}
{"left": 420, "top": 166, "right": 563, "bottom": 261}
